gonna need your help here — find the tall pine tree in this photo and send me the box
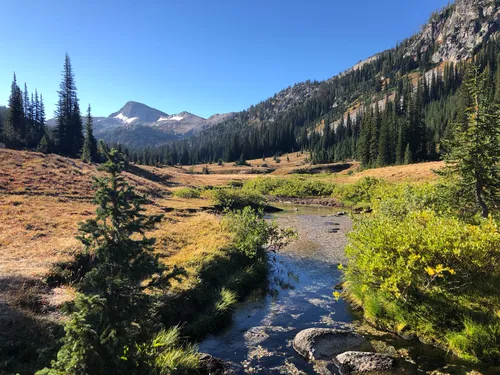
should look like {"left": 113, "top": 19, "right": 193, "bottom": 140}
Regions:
{"left": 4, "top": 74, "right": 25, "bottom": 148}
{"left": 440, "top": 64, "right": 500, "bottom": 218}
{"left": 55, "top": 54, "right": 84, "bottom": 157}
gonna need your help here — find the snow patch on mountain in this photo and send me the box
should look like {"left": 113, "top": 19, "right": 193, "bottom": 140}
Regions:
{"left": 114, "top": 113, "right": 139, "bottom": 124}
{"left": 158, "top": 115, "right": 184, "bottom": 121}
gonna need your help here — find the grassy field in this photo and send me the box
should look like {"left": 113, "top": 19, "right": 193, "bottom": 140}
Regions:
{"left": 0, "top": 149, "right": 443, "bottom": 281}
{"left": 0, "top": 148, "right": 443, "bottom": 373}
{"left": 0, "top": 150, "right": 258, "bottom": 374}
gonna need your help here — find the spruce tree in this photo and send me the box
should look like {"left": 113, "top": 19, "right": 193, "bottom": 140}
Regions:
{"left": 23, "top": 83, "right": 30, "bottom": 119}
{"left": 440, "top": 64, "right": 500, "bottom": 218}
{"left": 4, "top": 74, "right": 25, "bottom": 148}
{"left": 403, "top": 143, "right": 412, "bottom": 165}
{"left": 495, "top": 59, "right": 500, "bottom": 104}
{"left": 55, "top": 54, "right": 84, "bottom": 157}
{"left": 37, "top": 145, "right": 174, "bottom": 375}
{"left": 81, "top": 104, "right": 98, "bottom": 163}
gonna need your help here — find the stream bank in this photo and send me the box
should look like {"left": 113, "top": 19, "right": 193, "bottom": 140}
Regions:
{"left": 199, "top": 205, "right": 488, "bottom": 374}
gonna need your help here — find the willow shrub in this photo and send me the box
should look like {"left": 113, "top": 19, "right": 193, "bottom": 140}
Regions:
{"left": 243, "top": 177, "right": 335, "bottom": 198}
{"left": 204, "top": 188, "right": 266, "bottom": 209}
{"left": 333, "top": 176, "right": 386, "bottom": 208}
{"left": 172, "top": 187, "right": 201, "bottom": 199}
{"left": 345, "top": 209, "right": 500, "bottom": 363}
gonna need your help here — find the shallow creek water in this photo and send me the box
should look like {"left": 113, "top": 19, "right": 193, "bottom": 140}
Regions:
{"left": 199, "top": 205, "right": 493, "bottom": 374}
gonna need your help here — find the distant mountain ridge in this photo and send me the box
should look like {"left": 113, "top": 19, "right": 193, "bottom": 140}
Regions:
{"left": 47, "top": 101, "right": 235, "bottom": 147}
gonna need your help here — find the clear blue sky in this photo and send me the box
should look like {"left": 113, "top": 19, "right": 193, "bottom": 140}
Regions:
{"left": 1, "top": 0, "right": 451, "bottom": 119}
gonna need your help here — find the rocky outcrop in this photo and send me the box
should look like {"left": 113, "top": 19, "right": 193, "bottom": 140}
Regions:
{"left": 335, "top": 351, "right": 394, "bottom": 374}
{"left": 406, "top": 0, "right": 500, "bottom": 63}
{"left": 293, "top": 328, "right": 366, "bottom": 361}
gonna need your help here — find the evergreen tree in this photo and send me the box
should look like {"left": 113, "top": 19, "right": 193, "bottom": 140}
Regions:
{"left": 37, "top": 145, "right": 175, "bottom": 374}
{"left": 81, "top": 104, "right": 98, "bottom": 163}
{"left": 440, "top": 64, "right": 500, "bottom": 218}
{"left": 23, "top": 83, "right": 30, "bottom": 119}
{"left": 55, "top": 54, "right": 84, "bottom": 157}
{"left": 495, "top": 59, "right": 500, "bottom": 104}
{"left": 403, "top": 143, "right": 412, "bottom": 165}
{"left": 37, "top": 134, "right": 50, "bottom": 153}
{"left": 4, "top": 74, "right": 25, "bottom": 148}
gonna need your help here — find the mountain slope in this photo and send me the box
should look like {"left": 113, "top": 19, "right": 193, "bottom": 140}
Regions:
{"left": 143, "top": 0, "right": 499, "bottom": 166}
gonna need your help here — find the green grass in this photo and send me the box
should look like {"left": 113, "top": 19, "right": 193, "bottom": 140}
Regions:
{"left": 151, "top": 327, "right": 200, "bottom": 375}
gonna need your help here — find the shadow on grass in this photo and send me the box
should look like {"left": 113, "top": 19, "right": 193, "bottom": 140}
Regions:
{"left": 126, "top": 163, "right": 179, "bottom": 188}
{"left": 0, "top": 276, "right": 63, "bottom": 375}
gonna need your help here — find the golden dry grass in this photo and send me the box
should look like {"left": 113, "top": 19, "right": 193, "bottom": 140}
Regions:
{"left": 152, "top": 213, "right": 232, "bottom": 292}
{"left": 0, "top": 149, "right": 232, "bottom": 318}
{"left": 0, "top": 148, "right": 442, "bottom": 299}
{"left": 333, "top": 161, "right": 444, "bottom": 184}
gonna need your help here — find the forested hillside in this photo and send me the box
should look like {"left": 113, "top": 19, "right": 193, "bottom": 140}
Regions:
{"left": 126, "top": 0, "right": 500, "bottom": 168}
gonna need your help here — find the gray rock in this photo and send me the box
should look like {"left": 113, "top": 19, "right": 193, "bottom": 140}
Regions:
{"left": 405, "top": 0, "right": 499, "bottom": 63}
{"left": 335, "top": 351, "right": 394, "bottom": 374}
{"left": 293, "top": 328, "right": 366, "bottom": 361}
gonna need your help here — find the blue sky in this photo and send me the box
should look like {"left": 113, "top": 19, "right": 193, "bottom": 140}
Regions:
{"left": 1, "top": 0, "right": 451, "bottom": 118}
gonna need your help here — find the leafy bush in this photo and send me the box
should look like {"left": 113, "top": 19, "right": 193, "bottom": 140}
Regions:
{"left": 222, "top": 207, "right": 297, "bottom": 259}
{"left": 345, "top": 209, "right": 500, "bottom": 363}
{"left": 334, "top": 176, "right": 386, "bottom": 207}
{"left": 243, "top": 177, "right": 335, "bottom": 198}
{"left": 173, "top": 187, "right": 201, "bottom": 199}
{"left": 206, "top": 188, "right": 266, "bottom": 209}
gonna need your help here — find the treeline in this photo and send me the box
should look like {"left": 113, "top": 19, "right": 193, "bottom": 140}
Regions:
{"left": 1, "top": 54, "right": 99, "bottom": 163}
{"left": 124, "top": 35, "right": 500, "bottom": 169}
{"left": 0, "top": 75, "right": 47, "bottom": 150}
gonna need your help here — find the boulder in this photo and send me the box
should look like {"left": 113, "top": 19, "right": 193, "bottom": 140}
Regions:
{"left": 335, "top": 351, "right": 394, "bottom": 374}
{"left": 199, "top": 353, "right": 226, "bottom": 375}
{"left": 293, "top": 328, "right": 366, "bottom": 361}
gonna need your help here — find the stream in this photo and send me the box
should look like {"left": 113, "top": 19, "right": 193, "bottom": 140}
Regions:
{"left": 199, "top": 205, "right": 491, "bottom": 374}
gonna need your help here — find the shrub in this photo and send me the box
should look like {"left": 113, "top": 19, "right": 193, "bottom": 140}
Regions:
{"left": 227, "top": 180, "right": 244, "bottom": 188}
{"left": 207, "top": 188, "right": 266, "bottom": 210}
{"left": 334, "top": 176, "right": 386, "bottom": 207}
{"left": 222, "top": 207, "right": 297, "bottom": 259}
{"left": 345, "top": 209, "right": 500, "bottom": 363}
{"left": 243, "top": 177, "right": 335, "bottom": 198}
{"left": 173, "top": 187, "right": 201, "bottom": 199}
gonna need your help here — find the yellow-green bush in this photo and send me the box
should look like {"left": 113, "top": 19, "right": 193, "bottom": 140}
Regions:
{"left": 172, "top": 187, "right": 201, "bottom": 199}
{"left": 204, "top": 188, "right": 266, "bottom": 209}
{"left": 333, "top": 176, "right": 387, "bottom": 208}
{"left": 345, "top": 209, "right": 500, "bottom": 363}
{"left": 243, "top": 177, "right": 335, "bottom": 198}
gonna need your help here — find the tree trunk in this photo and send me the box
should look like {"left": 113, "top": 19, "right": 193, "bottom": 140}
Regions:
{"left": 475, "top": 180, "right": 489, "bottom": 218}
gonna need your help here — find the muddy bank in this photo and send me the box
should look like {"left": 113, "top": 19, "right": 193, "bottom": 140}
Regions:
{"left": 266, "top": 196, "right": 342, "bottom": 207}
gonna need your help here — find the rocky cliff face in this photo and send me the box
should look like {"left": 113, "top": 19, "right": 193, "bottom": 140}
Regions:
{"left": 406, "top": 0, "right": 499, "bottom": 63}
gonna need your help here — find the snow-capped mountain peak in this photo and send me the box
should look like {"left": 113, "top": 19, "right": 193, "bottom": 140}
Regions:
{"left": 109, "top": 101, "right": 167, "bottom": 124}
{"left": 47, "top": 101, "right": 236, "bottom": 147}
